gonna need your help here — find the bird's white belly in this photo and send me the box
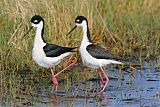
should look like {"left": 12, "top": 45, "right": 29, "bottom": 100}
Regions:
{"left": 80, "top": 47, "right": 100, "bottom": 69}
{"left": 79, "top": 42, "right": 123, "bottom": 69}
{"left": 32, "top": 48, "right": 61, "bottom": 68}
{"left": 80, "top": 48, "right": 122, "bottom": 69}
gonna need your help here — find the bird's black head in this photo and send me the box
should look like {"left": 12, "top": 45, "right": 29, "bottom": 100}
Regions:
{"left": 75, "top": 16, "right": 88, "bottom": 24}
{"left": 23, "top": 15, "right": 44, "bottom": 39}
{"left": 31, "top": 15, "right": 44, "bottom": 25}
{"left": 66, "top": 16, "right": 88, "bottom": 36}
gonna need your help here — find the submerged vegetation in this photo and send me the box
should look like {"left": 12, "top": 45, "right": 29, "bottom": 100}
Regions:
{"left": 0, "top": 0, "right": 160, "bottom": 106}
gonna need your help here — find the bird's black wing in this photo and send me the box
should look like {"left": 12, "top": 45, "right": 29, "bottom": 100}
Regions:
{"left": 86, "top": 44, "right": 123, "bottom": 60}
{"left": 43, "top": 44, "right": 76, "bottom": 57}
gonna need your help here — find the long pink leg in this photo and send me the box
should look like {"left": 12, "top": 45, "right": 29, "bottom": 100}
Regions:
{"left": 100, "top": 67, "right": 109, "bottom": 93}
{"left": 51, "top": 69, "right": 58, "bottom": 91}
{"left": 50, "top": 58, "right": 77, "bottom": 91}
{"left": 54, "top": 58, "right": 77, "bottom": 77}
{"left": 97, "top": 69, "right": 105, "bottom": 84}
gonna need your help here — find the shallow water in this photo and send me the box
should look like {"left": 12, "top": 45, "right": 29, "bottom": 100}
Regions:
{"left": 1, "top": 60, "right": 160, "bottom": 107}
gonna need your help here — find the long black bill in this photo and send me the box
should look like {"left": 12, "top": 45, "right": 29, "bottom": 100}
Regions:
{"left": 66, "top": 25, "right": 77, "bottom": 36}
{"left": 22, "top": 26, "right": 33, "bottom": 40}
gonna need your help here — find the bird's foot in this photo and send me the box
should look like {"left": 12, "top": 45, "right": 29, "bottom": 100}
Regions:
{"left": 51, "top": 75, "right": 59, "bottom": 92}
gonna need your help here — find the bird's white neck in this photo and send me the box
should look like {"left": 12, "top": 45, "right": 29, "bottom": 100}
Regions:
{"left": 81, "top": 21, "right": 92, "bottom": 45}
{"left": 33, "top": 22, "right": 46, "bottom": 48}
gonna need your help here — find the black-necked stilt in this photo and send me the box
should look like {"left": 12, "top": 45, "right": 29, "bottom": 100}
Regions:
{"left": 67, "top": 16, "right": 123, "bottom": 92}
{"left": 24, "top": 15, "right": 77, "bottom": 91}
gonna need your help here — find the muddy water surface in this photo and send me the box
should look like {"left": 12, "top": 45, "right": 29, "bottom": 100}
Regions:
{"left": 1, "top": 60, "right": 160, "bottom": 107}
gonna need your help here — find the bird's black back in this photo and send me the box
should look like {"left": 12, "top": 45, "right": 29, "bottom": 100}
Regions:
{"left": 86, "top": 44, "right": 123, "bottom": 61}
{"left": 43, "top": 44, "right": 77, "bottom": 57}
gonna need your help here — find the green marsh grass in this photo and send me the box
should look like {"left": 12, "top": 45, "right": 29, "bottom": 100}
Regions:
{"left": 0, "top": 0, "right": 160, "bottom": 105}
{"left": 0, "top": 0, "right": 160, "bottom": 71}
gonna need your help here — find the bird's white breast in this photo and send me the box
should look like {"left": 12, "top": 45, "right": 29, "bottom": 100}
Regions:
{"left": 79, "top": 42, "right": 122, "bottom": 69}
{"left": 32, "top": 38, "right": 68, "bottom": 68}
{"left": 79, "top": 42, "right": 100, "bottom": 68}
{"left": 32, "top": 47, "right": 71, "bottom": 68}
{"left": 31, "top": 23, "right": 72, "bottom": 68}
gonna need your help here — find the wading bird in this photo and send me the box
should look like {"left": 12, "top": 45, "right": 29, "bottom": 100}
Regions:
{"left": 67, "top": 16, "right": 123, "bottom": 92}
{"left": 24, "top": 15, "right": 77, "bottom": 91}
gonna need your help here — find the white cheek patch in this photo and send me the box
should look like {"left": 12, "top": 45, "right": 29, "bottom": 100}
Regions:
{"left": 76, "top": 19, "right": 80, "bottom": 22}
